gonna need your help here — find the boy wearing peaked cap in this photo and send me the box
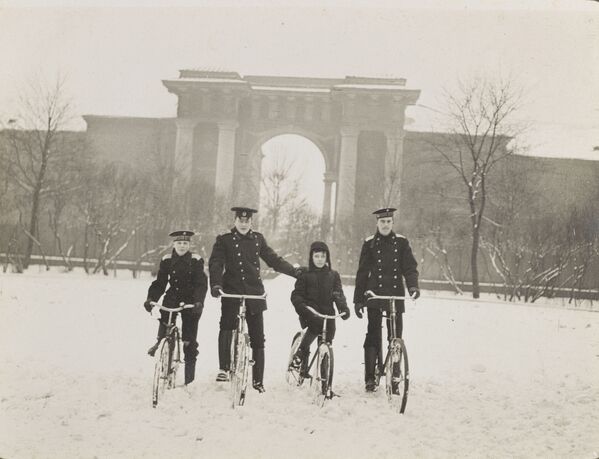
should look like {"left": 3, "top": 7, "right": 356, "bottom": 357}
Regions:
{"left": 209, "top": 207, "right": 302, "bottom": 393}
{"left": 144, "top": 230, "right": 208, "bottom": 385}
{"left": 353, "top": 208, "right": 420, "bottom": 392}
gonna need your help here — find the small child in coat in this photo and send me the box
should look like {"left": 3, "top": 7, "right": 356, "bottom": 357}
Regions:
{"left": 290, "top": 241, "right": 350, "bottom": 376}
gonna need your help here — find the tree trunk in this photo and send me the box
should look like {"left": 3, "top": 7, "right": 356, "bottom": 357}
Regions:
{"left": 24, "top": 186, "right": 42, "bottom": 268}
{"left": 471, "top": 226, "right": 481, "bottom": 298}
{"left": 83, "top": 223, "right": 90, "bottom": 274}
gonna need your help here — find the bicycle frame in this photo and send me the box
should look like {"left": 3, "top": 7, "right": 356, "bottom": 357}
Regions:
{"left": 149, "top": 302, "right": 194, "bottom": 407}
{"left": 219, "top": 291, "right": 267, "bottom": 408}
{"left": 365, "top": 291, "right": 415, "bottom": 414}
{"left": 289, "top": 306, "right": 346, "bottom": 406}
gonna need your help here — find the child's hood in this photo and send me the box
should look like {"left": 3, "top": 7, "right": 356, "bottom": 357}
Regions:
{"left": 308, "top": 241, "right": 332, "bottom": 270}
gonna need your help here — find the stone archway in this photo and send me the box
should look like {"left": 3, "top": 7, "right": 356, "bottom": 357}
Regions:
{"left": 162, "top": 70, "right": 420, "bottom": 230}
{"left": 245, "top": 127, "right": 333, "bottom": 235}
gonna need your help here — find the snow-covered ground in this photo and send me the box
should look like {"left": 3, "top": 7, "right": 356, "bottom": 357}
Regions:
{"left": 0, "top": 269, "right": 598, "bottom": 459}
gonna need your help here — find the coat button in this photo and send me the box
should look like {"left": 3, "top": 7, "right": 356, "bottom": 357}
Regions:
{"left": 242, "top": 277, "right": 245, "bottom": 280}
{"left": 378, "top": 275, "right": 382, "bottom": 278}
{"left": 237, "top": 252, "right": 241, "bottom": 256}
{"left": 239, "top": 261, "right": 242, "bottom": 265}
{"left": 378, "top": 284, "right": 382, "bottom": 287}
{"left": 377, "top": 259, "right": 381, "bottom": 263}
{"left": 393, "top": 285, "right": 397, "bottom": 288}
{"left": 394, "top": 275, "right": 397, "bottom": 279}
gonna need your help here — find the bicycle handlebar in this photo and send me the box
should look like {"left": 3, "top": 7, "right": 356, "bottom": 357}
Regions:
{"left": 365, "top": 290, "right": 417, "bottom": 302}
{"left": 304, "top": 305, "right": 347, "bottom": 320}
{"left": 150, "top": 301, "right": 195, "bottom": 313}
{"left": 219, "top": 291, "right": 267, "bottom": 301}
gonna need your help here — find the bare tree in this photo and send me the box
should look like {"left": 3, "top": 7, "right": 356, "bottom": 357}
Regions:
{"left": 432, "top": 77, "right": 523, "bottom": 298}
{"left": 1, "top": 76, "right": 73, "bottom": 268}
{"left": 78, "top": 163, "right": 146, "bottom": 275}
{"left": 260, "top": 154, "right": 305, "bottom": 237}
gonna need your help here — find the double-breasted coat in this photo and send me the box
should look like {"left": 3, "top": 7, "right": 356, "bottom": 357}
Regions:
{"left": 353, "top": 231, "right": 419, "bottom": 313}
{"left": 209, "top": 228, "right": 296, "bottom": 313}
{"left": 147, "top": 250, "right": 208, "bottom": 308}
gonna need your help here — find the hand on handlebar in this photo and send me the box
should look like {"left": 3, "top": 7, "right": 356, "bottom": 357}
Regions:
{"left": 408, "top": 287, "right": 420, "bottom": 300}
{"left": 143, "top": 300, "right": 153, "bottom": 313}
{"left": 211, "top": 285, "right": 223, "bottom": 298}
{"left": 354, "top": 302, "right": 364, "bottom": 319}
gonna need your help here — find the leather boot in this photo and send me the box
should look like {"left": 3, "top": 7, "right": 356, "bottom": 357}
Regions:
{"left": 364, "top": 346, "right": 377, "bottom": 392}
{"left": 252, "top": 348, "right": 265, "bottom": 393}
{"left": 299, "top": 349, "right": 311, "bottom": 379}
{"left": 184, "top": 361, "right": 196, "bottom": 385}
{"left": 218, "top": 330, "right": 233, "bottom": 372}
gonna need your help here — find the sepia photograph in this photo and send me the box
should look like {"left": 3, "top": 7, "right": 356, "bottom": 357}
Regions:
{"left": 1, "top": 0, "right": 598, "bottom": 457}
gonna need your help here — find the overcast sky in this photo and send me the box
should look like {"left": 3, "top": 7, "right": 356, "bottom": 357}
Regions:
{"left": 1, "top": 0, "right": 598, "bottom": 166}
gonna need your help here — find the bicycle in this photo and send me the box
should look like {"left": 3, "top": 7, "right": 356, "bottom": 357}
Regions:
{"left": 286, "top": 306, "right": 347, "bottom": 407}
{"left": 149, "top": 301, "right": 194, "bottom": 408}
{"left": 219, "top": 291, "right": 267, "bottom": 409}
{"left": 365, "top": 291, "right": 415, "bottom": 414}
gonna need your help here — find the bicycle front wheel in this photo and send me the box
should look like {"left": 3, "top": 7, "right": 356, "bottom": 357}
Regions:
{"left": 167, "top": 330, "right": 180, "bottom": 390}
{"left": 152, "top": 338, "right": 171, "bottom": 408}
{"left": 230, "top": 332, "right": 251, "bottom": 408}
{"left": 311, "top": 343, "right": 334, "bottom": 408}
{"left": 385, "top": 338, "right": 409, "bottom": 414}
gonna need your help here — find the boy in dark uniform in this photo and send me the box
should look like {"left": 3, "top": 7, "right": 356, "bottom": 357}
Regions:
{"left": 209, "top": 207, "right": 301, "bottom": 393}
{"left": 144, "top": 230, "right": 207, "bottom": 385}
{"left": 353, "top": 208, "right": 420, "bottom": 392}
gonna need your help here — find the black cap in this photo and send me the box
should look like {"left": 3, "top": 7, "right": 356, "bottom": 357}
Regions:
{"left": 231, "top": 207, "right": 258, "bottom": 218}
{"left": 373, "top": 207, "right": 397, "bottom": 219}
{"left": 169, "top": 230, "right": 194, "bottom": 241}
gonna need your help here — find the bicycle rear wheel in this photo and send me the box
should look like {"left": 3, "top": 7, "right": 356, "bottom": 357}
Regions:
{"left": 286, "top": 331, "right": 304, "bottom": 386}
{"left": 311, "top": 343, "right": 334, "bottom": 407}
{"left": 385, "top": 338, "right": 409, "bottom": 414}
{"left": 230, "top": 331, "right": 251, "bottom": 408}
{"left": 152, "top": 338, "right": 170, "bottom": 408}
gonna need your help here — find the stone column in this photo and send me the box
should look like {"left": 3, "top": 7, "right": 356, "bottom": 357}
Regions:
{"left": 174, "top": 118, "right": 198, "bottom": 179}
{"left": 335, "top": 126, "right": 359, "bottom": 222}
{"left": 384, "top": 129, "right": 406, "bottom": 210}
{"left": 320, "top": 171, "right": 336, "bottom": 238}
{"left": 214, "top": 121, "right": 238, "bottom": 197}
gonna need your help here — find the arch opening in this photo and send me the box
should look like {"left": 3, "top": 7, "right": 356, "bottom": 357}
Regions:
{"left": 258, "top": 134, "right": 328, "bottom": 253}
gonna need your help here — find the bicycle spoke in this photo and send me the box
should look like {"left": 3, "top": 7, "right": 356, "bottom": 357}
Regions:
{"left": 385, "top": 338, "right": 410, "bottom": 414}
{"left": 230, "top": 333, "right": 250, "bottom": 408}
{"left": 152, "top": 339, "right": 170, "bottom": 408}
{"left": 311, "top": 344, "right": 333, "bottom": 408}
{"left": 286, "top": 331, "right": 303, "bottom": 387}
